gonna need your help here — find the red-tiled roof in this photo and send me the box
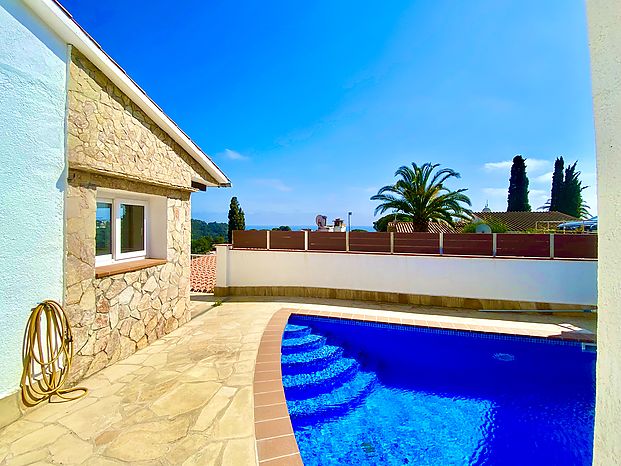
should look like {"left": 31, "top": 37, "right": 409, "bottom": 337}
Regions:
{"left": 471, "top": 211, "right": 578, "bottom": 232}
{"left": 388, "top": 211, "right": 578, "bottom": 234}
{"left": 190, "top": 255, "right": 216, "bottom": 293}
{"left": 389, "top": 221, "right": 458, "bottom": 234}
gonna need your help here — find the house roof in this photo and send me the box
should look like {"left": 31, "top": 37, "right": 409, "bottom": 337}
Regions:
{"left": 471, "top": 211, "right": 578, "bottom": 231}
{"left": 389, "top": 221, "right": 458, "bottom": 234}
{"left": 25, "top": 0, "right": 230, "bottom": 188}
{"left": 388, "top": 211, "right": 578, "bottom": 234}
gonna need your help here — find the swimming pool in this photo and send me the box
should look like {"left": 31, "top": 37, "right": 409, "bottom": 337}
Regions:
{"left": 281, "top": 315, "right": 596, "bottom": 465}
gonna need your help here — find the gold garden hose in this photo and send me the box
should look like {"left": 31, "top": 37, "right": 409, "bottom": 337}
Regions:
{"left": 20, "top": 300, "right": 87, "bottom": 406}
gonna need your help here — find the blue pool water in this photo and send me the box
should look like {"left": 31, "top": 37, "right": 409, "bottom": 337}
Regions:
{"left": 281, "top": 316, "right": 596, "bottom": 466}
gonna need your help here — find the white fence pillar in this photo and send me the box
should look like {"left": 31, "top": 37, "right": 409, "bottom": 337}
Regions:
{"left": 215, "top": 244, "right": 230, "bottom": 288}
{"left": 550, "top": 233, "right": 555, "bottom": 259}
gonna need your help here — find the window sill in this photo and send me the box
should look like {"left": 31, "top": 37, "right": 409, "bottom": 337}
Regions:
{"left": 95, "top": 258, "right": 167, "bottom": 279}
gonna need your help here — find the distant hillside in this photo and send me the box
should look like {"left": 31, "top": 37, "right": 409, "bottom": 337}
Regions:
{"left": 191, "top": 219, "right": 228, "bottom": 241}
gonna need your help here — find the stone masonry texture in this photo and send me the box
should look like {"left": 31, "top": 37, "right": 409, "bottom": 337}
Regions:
{"left": 67, "top": 48, "right": 216, "bottom": 188}
{"left": 64, "top": 48, "right": 200, "bottom": 384}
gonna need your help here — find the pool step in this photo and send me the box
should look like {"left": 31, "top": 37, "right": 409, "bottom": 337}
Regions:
{"left": 283, "top": 358, "right": 359, "bottom": 399}
{"left": 281, "top": 345, "right": 344, "bottom": 374}
{"left": 283, "top": 324, "right": 312, "bottom": 339}
{"left": 287, "top": 370, "right": 378, "bottom": 422}
{"left": 281, "top": 334, "right": 326, "bottom": 355}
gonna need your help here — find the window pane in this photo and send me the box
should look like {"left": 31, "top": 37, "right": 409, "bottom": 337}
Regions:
{"left": 96, "top": 202, "right": 112, "bottom": 256}
{"left": 120, "top": 204, "right": 145, "bottom": 253}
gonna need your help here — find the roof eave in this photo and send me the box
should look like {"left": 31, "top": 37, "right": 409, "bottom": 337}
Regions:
{"left": 25, "top": 0, "right": 231, "bottom": 187}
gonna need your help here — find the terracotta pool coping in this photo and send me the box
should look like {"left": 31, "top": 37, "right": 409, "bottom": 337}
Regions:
{"left": 253, "top": 307, "right": 596, "bottom": 464}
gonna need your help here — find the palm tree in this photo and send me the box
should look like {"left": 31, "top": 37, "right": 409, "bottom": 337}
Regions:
{"left": 371, "top": 162, "right": 472, "bottom": 232}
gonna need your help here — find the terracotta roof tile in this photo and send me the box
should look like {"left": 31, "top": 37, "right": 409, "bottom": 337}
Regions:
{"left": 190, "top": 255, "right": 216, "bottom": 293}
{"left": 471, "top": 211, "right": 578, "bottom": 232}
{"left": 389, "top": 222, "right": 458, "bottom": 234}
{"left": 388, "top": 211, "right": 578, "bottom": 234}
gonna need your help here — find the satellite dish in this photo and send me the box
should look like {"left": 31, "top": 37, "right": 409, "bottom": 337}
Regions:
{"left": 475, "top": 223, "right": 492, "bottom": 234}
{"left": 315, "top": 215, "right": 327, "bottom": 228}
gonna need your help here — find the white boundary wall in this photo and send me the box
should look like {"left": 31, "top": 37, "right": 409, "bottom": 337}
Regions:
{"left": 216, "top": 246, "right": 597, "bottom": 306}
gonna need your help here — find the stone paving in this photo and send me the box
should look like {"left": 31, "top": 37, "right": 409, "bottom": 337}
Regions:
{"left": 0, "top": 297, "right": 596, "bottom": 465}
{"left": 0, "top": 300, "right": 283, "bottom": 466}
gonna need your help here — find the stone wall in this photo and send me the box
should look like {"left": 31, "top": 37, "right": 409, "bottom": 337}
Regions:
{"left": 64, "top": 47, "right": 199, "bottom": 383}
{"left": 67, "top": 48, "right": 216, "bottom": 189}
{"left": 65, "top": 171, "right": 192, "bottom": 383}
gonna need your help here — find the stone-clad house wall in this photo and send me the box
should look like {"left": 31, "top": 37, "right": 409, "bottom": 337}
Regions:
{"left": 64, "top": 48, "right": 203, "bottom": 383}
{"left": 68, "top": 48, "right": 216, "bottom": 188}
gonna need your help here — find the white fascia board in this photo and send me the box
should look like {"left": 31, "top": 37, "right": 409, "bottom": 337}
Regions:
{"left": 23, "top": 0, "right": 231, "bottom": 187}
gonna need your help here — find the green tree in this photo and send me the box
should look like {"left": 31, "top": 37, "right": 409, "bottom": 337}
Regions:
{"left": 371, "top": 162, "right": 472, "bottom": 232}
{"left": 191, "top": 219, "right": 228, "bottom": 241}
{"left": 191, "top": 236, "right": 213, "bottom": 254}
{"left": 227, "top": 197, "right": 245, "bottom": 243}
{"left": 271, "top": 226, "right": 292, "bottom": 231}
{"left": 461, "top": 218, "right": 508, "bottom": 233}
{"left": 372, "top": 213, "right": 413, "bottom": 232}
{"left": 507, "top": 155, "right": 531, "bottom": 211}
{"left": 549, "top": 156, "right": 564, "bottom": 212}
{"left": 559, "top": 162, "right": 590, "bottom": 218}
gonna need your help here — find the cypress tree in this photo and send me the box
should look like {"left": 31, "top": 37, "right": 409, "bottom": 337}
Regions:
{"left": 558, "top": 162, "right": 588, "bottom": 218}
{"left": 507, "top": 155, "right": 531, "bottom": 211}
{"left": 227, "top": 197, "right": 246, "bottom": 243}
{"left": 549, "top": 156, "right": 564, "bottom": 212}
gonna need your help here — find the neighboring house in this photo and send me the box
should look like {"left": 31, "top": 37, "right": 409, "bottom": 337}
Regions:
{"left": 388, "top": 221, "right": 458, "bottom": 234}
{"left": 469, "top": 211, "right": 579, "bottom": 232}
{"left": 0, "top": 0, "right": 229, "bottom": 424}
{"left": 389, "top": 211, "right": 579, "bottom": 234}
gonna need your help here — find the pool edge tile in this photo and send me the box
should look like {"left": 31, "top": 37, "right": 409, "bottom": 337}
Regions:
{"left": 254, "top": 308, "right": 302, "bottom": 464}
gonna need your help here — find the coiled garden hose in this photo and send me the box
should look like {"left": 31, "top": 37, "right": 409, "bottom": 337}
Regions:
{"left": 20, "top": 300, "right": 87, "bottom": 406}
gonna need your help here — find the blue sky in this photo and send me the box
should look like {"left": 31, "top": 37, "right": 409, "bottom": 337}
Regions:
{"left": 60, "top": 0, "right": 596, "bottom": 226}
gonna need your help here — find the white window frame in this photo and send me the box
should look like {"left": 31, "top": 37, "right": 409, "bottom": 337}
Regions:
{"left": 95, "top": 198, "right": 113, "bottom": 266}
{"left": 96, "top": 196, "right": 148, "bottom": 266}
{"left": 115, "top": 199, "right": 147, "bottom": 261}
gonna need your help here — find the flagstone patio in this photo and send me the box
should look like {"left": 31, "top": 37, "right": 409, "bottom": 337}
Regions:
{"left": 0, "top": 297, "right": 595, "bottom": 465}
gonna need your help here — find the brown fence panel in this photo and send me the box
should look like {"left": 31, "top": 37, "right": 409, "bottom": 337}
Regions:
{"left": 394, "top": 233, "right": 440, "bottom": 254}
{"left": 232, "top": 230, "right": 267, "bottom": 249}
{"left": 496, "top": 234, "right": 550, "bottom": 257}
{"left": 443, "top": 233, "right": 493, "bottom": 256}
{"left": 308, "top": 232, "right": 347, "bottom": 251}
{"left": 270, "top": 231, "right": 305, "bottom": 250}
{"left": 554, "top": 234, "right": 597, "bottom": 259}
{"left": 349, "top": 232, "right": 391, "bottom": 253}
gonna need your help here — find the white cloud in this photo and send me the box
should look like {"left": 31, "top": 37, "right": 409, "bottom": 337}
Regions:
{"left": 483, "top": 158, "right": 551, "bottom": 174}
{"left": 530, "top": 189, "right": 550, "bottom": 210}
{"left": 223, "top": 149, "right": 249, "bottom": 160}
{"left": 526, "top": 159, "right": 552, "bottom": 172}
{"left": 483, "top": 161, "right": 513, "bottom": 171}
{"left": 482, "top": 187, "right": 507, "bottom": 197}
{"left": 530, "top": 189, "right": 548, "bottom": 197}
{"left": 534, "top": 171, "right": 553, "bottom": 184}
{"left": 254, "top": 178, "right": 292, "bottom": 192}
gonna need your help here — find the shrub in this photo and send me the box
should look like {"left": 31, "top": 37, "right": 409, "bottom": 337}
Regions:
{"left": 461, "top": 219, "right": 508, "bottom": 233}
